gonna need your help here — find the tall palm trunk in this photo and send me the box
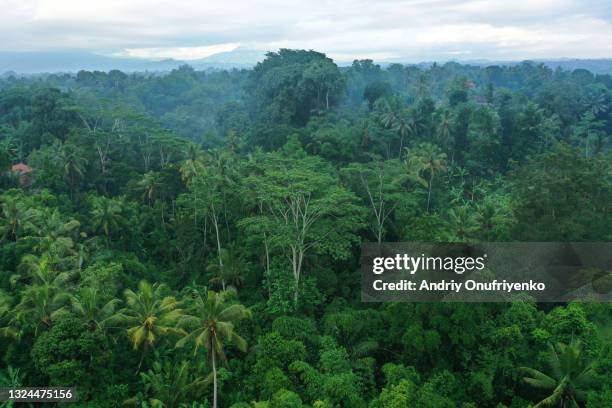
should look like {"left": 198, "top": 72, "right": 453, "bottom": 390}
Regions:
{"left": 211, "top": 203, "right": 225, "bottom": 290}
{"left": 212, "top": 350, "right": 218, "bottom": 408}
{"left": 426, "top": 169, "right": 434, "bottom": 213}
{"left": 263, "top": 232, "right": 271, "bottom": 298}
{"left": 136, "top": 343, "right": 148, "bottom": 374}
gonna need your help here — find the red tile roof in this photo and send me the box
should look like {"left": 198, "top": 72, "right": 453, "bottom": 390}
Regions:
{"left": 11, "top": 163, "right": 33, "bottom": 173}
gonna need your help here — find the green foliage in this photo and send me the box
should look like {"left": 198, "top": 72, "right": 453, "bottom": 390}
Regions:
{"left": 269, "top": 389, "right": 303, "bottom": 408}
{"left": 271, "top": 316, "right": 318, "bottom": 345}
{"left": 369, "top": 379, "right": 417, "bottom": 408}
{"left": 31, "top": 316, "right": 111, "bottom": 392}
{"left": 521, "top": 341, "right": 597, "bottom": 407}
{"left": 254, "top": 332, "right": 307, "bottom": 373}
{"left": 248, "top": 49, "right": 344, "bottom": 127}
{"left": 176, "top": 290, "right": 250, "bottom": 408}
{"left": 0, "top": 52, "right": 610, "bottom": 408}
{"left": 112, "top": 280, "right": 184, "bottom": 367}
{"left": 138, "top": 359, "right": 208, "bottom": 408}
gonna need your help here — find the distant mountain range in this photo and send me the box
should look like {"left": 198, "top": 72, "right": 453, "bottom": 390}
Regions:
{"left": 0, "top": 48, "right": 267, "bottom": 75}
{"left": 1, "top": 48, "right": 611, "bottom": 75}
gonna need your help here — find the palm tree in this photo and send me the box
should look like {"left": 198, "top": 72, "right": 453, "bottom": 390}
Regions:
{"left": 437, "top": 110, "right": 453, "bottom": 151}
{"left": 447, "top": 206, "right": 478, "bottom": 242}
{"left": 475, "top": 201, "right": 498, "bottom": 240}
{"left": 12, "top": 283, "right": 71, "bottom": 335}
{"left": 206, "top": 246, "right": 247, "bottom": 291}
{"left": 13, "top": 254, "right": 45, "bottom": 284}
{"left": 71, "top": 287, "right": 121, "bottom": 330}
{"left": 90, "top": 196, "right": 125, "bottom": 246}
{"left": 9, "top": 252, "right": 73, "bottom": 335}
{"left": 0, "top": 290, "right": 17, "bottom": 338}
{"left": 520, "top": 341, "right": 597, "bottom": 407}
{"left": 0, "top": 137, "right": 16, "bottom": 168}
{"left": 377, "top": 99, "right": 421, "bottom": 155}
{"left": 581, "top": 90, "right": 609, "bottom": 116}
{"left": 475, "top": 199, "right": 513, "bottom": 240}
{"left": 14, "top": 253, "right": 74, "bottom": 288}
{"left": 30, "top": 209, "right": 80, "bottom": 259}
{"left": 180, "top": 143, "right": 205, "bottom": 184}
{"left": 405, "top": 143, "right": 447, "bottom": 212}
{"left": 136, "top": 171, "right": 162, "bottom": 207}
{"left": 176, "top": 290, "right": 251, "bottom": 408}
{"left": 0, "top": 197, "right": 34, "bottom": 242}
{"left": 193, "top": 150, "right": 239, "bottom": 279}
{"left": 112, "top": 280, "right": 184, "bottom": 371}
{"left": 396, "top": 116, "right": 422, "bottom": 154}
{"left": 56, "top": 141, "right": 86, "bottom": 199}
{"left": 0, "top": 366, "right": 28, "bottom": 408}
{"left": 180, "top": 146, "right": 206, "bottom": 227}
{"left": 0, "top": 365, "right": 23, "bottom": 388}
{"left": 137, "top": 359, "right": 209, "bottom": 408}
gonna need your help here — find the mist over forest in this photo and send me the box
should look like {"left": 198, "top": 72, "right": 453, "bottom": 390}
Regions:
{"left": 0, "top": 49, "right": 610, "bottom": 407}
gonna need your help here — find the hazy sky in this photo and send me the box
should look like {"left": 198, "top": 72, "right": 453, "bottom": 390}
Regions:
{"left": 2, "top": 0, "right": 612, "bottom": 61}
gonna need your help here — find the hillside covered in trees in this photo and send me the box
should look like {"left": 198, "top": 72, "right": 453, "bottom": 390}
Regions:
{"left": 0, "top": 49, "right": 610, "bottom": 407}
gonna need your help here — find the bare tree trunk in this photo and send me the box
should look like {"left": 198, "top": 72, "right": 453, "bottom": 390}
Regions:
{"left": 292, "top": 248, "right": 304, "bottom": 305}
{"left": 292, "top": 247, "right": 298, "bottom": 304}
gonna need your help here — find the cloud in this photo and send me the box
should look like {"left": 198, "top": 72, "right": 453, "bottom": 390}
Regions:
{"left": 116, "top": 44, "right": 240, "bottom": 60}
{"left": 0, "top": 0, "right": 611, "bottom": 61}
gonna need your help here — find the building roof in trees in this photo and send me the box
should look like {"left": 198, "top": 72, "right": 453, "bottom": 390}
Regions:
{"left": 11, "top": 163, "right": 33, "bottom": 173}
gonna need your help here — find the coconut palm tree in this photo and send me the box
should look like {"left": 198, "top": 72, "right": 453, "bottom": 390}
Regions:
{"left": 90, "top": 196, "right": 125, "bottom": 246}
{"left": 0, "top": 196, "right": 34, "bottom": 242}
{"left": 180, "top": 145, "right": 206, "bottom": 227}
{"left": 405, "top": 143, "right": 447, "bottom": 212}
{"left": 71, "top": 287, "right": 121, "bottom": 330}
{"left": 13, "top": 253, "right": 74, "bottom": 288}
{"left": 12, "top": 283, "right": 71, "bottom": 335}
{"left": 206, "top": 246, "right": 248, "bottom": 291}
{"left": 136, "top": 171, "right": 162, "bottom": 207}
{"left": 176, "top": 290, "right": 251, "bottom": 408}
{"left": 520, "top": 341, "right": 597, "bottom": 408}
{"left": 56, "top": 141, "right": 86, "bottom": 199}
{"left": 9, "top": 252, "right": 73, "bottom": 335}
{"left": 0, "top": 290, "right": 17, "bottom": 338}
{"left": 15, "top": 252, "right": 74, "bottom": 287}
{"left": 377, "top": 99, "right": 421, "bottom": 155}
{"left": 137, "top": 359, "right": 209, "bottom": 408}
{"left": 180, "top": 143, "right": 206, "bottom": 184}
{"left": 581, "top": 89, "right": 609, "bottom": 116}
{"left": 447, "top": 206, "right": 478, "bottom": 242}
{"left": 437, "top": 109, "right": 453, "bottom": 150}
{"left": 0, "top": 365, "right": 23, "bottom": 388}
{"left": 0, "top": 365, "right": 28, "bottom": 408}
{"left": 112, "top": 280, "right": 184, "bottom": 372}
{"left": 475, "top": 199, "right": 514, "bottom": 240}
{"left": 30, "top": 209, "right": 80, "bottom": 259}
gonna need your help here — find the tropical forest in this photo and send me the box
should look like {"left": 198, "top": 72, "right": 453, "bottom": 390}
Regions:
{"left": 0, "top": 49, "right": 610, "bottom": 407}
